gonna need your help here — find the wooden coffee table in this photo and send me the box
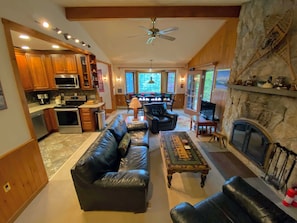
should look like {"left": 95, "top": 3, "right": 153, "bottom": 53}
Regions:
{"left": 160, "top": 131, "right": 210, "bottom": 188}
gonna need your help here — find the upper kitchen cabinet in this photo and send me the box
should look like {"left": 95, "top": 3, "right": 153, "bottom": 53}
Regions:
{"left": 26, "top": 53, "right": 49, "bottom": 90}
{"left": 15, "top": 51, "right": 34, "bottom": 91}
{"left": 44, "top": 55, "right": 56, "bottom": 89}
{"left": 51, "top": 54, "right": 78, "bottom": 74}
{"left": 76, "top": 54, "right": 93, "bottom": 90}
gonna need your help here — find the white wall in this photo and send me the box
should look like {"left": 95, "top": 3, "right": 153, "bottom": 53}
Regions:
{"left": 0, "top": 0, "right": 110, "bottom": 155}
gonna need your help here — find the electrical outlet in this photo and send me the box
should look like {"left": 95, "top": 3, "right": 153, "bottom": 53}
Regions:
{"left": 3, "top": 182, "right": 11, "bottom": 192}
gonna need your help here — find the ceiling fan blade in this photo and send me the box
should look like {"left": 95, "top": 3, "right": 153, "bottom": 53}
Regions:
{"left": 159, "top": 27, "right": 178, "bottom": 35}
{"left": 158, "top": 34, "right": 176, "bottom": 41}
{"left": 146, "top": 36, "right": 156, "bottom": 44}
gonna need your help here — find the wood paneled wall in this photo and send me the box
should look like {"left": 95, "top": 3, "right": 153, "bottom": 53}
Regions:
{"left": 188, "top": 18, "right": 238, "bottom": 69}
{"left": 0, "top": 139, "right": 48, "bottom": 223}
{"left": 188, "top": 18, "right": 238, "bottom": 125}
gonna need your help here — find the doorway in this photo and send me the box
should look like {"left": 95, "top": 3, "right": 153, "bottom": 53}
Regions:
{"left": 184, "top": 69, "right": 214, "bottom": 116}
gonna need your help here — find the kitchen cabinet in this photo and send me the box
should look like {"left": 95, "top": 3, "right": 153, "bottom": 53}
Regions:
{"left": 26, "top": 53, "right": 49, "bottom": 90}
{"left": 77, "top": 54, "right": 93, "bottom": 90}
{"left": 51, "top": 54, "right": 78, "bottom": 74}
{"left": 44, "top": 108, "right": 58, "bottom": 132}
{"left": 15, "top": 51, "right": 34, "bottom": 91}
{"left": 80, "top": 108, "right": 97, "bottom": 132}
{"left": 44, "top": 55, "right": 56, "bottom": 89}
{"left": 89, "top": 54, "right": 99, "bottom": 88}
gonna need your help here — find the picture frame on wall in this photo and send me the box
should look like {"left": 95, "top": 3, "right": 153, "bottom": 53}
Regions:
{"left": 215, "top": 69, "right": 230, "bottom": 90}
{"left": 0, "top": 81, "right": 7, "bottom": 110}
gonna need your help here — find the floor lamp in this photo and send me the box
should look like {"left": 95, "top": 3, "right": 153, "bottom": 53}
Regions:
{"left": 129, "top": 97, "right": 142, "bottom": 121}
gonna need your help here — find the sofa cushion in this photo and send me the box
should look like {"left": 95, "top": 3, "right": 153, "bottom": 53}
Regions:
{"left": 108, "top": 115, "right": 128, "bottom": 143}
{"left": 118, "top": 146, "right": 149, "bottom": 172}
{"left": 129, "top": 130, "right": 149, "bottom": 147}
{"left": 74, "top": 130, "right": 120, "bottom": 183}
{"left": 118, "top": 132, "right": 131, "bottom": 157}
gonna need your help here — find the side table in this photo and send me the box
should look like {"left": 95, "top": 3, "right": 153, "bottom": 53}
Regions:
{"left": 190, "top": 115, "right": 217, "bottom": 137}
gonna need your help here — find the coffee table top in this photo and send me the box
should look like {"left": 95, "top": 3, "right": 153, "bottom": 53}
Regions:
{"left": 160, "top": 131, "right": 210, "bottom": 172}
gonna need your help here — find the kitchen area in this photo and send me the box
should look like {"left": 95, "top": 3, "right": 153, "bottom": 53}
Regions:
{"left": 12, "top": 30, "right": 107, "bottom": 178}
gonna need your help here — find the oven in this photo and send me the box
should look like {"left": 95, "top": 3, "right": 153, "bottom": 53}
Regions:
{"left": 54, "top": 95, "right": 86, "bottom": 134}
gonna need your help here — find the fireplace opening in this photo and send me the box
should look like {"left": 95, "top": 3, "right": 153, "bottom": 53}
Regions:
{"left": 230, "top": 119, "right": 273, "bottom": 170}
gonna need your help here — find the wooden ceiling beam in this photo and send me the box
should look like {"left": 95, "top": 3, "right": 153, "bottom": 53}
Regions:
{"left": 65, "top": 6, "right": 241, "bottom": 20}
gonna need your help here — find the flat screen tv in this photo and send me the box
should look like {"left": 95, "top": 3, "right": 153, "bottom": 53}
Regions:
{"left": 200, "top": 100, "right": 216, "bottom": 121}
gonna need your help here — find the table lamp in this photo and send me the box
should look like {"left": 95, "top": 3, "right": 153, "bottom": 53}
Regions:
{"left": 129, "top": 97, "right": 142, "bottom": 120}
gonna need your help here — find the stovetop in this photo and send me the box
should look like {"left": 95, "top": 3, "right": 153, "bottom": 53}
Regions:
{"left": 54, "top": 95, "right": 87, "bottom": 109}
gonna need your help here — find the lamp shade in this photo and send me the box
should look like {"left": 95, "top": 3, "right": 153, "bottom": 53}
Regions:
{"left": 129, "top": 97, "right": 142, "bottom": 108}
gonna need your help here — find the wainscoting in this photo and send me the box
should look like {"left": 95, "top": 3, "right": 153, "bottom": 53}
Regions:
{"left": 0, "top": 139, "right": 48, "bottom": 223}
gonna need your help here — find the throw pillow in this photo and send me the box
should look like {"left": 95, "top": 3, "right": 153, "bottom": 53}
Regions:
{"left": 118, "top": 132, "right": 131, "bottom": 157}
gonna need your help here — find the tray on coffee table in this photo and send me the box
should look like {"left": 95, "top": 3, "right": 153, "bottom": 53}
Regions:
{"left": 160, "top": 131, "right": 210, "bottom": 188}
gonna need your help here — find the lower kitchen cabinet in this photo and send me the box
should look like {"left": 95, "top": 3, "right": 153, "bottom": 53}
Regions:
{"left": 44, "top": 108, "right": 58, "bottom": 132}
{"left": 80, "top": 108, "right": 97, "bottom": 132}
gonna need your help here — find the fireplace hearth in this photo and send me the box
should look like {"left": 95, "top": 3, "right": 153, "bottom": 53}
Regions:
{"left": 230, "top": 119, "right": 273, "bottom": 170}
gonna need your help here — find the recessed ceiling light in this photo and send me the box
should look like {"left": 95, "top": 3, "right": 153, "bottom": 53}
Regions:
{"left": 52, "top": 45, "right": 60, "bottom": 49}
{"left": 75, "top": 39, "right": 79, "bottom": 43}
{"left": 19, "top": 34, "right": 29, "bottom": 39}
{"left": 42, "top": 21, "right": 49, "bottom": 28}
{"left": 21, "top": 46, "right": 30, "bottom": 50}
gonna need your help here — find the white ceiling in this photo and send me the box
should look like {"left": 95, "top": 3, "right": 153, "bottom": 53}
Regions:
{"left": 23, "top": 0, "right": 250, "bottom": 67}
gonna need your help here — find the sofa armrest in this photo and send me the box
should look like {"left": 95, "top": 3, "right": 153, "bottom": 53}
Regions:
{"left": 164, "top": 111, "right": 178, "bottom": 119}
{"left": 127, "top": 121, "right": 148, "bottom": 131}
{"left": 94, "top": 169, "right": 149, "bottom": 188}
{"left": 223, "top": 176, "right": 296, "bottom": 223}
{"left": 170, "top": 202, "right": 199, "bottom": 223}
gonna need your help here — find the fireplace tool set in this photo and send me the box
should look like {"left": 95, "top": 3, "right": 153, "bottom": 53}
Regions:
{"left": 263, "top": 143, "right": 297, "bottom": 193}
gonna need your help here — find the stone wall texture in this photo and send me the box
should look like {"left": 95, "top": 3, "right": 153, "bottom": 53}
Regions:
{"left": 223, "top": 0, "right": 297, "bottom": 185}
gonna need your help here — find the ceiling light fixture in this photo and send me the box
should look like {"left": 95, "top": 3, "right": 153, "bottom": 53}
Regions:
{"left": 53, "top": 27, "right": 62, "bottom": 34}
{"left": 21, "top": 46, "right": 30, "bottom": 50}
{"left": 19, "top": 34, "right": 29, "bottom": 39}
{"left": 42, "top": 21, "right": 49, "bottom": 28}
{"left": 149, "top": 59, "right": 153, "bottom": 72}
{"left": 35, "top": 18, "right": 91, "bottom": 48}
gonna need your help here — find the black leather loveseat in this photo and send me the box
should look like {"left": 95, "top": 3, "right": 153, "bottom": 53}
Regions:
{"left": 71, "top": 114, "right": 150, "bottom": 213}
{"left": 143, "top": 102, "right": 178, "bottom": 134}
{"left": 170, "top": 176, "right": 296, "bottom": 223}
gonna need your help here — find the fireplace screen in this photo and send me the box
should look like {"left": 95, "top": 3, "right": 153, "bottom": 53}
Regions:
{"left": 230, "top": 120, "right": 272, "bottom": 169}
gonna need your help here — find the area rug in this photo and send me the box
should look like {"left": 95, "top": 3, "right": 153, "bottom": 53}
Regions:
{"left": 199, "top": 141, "right": 256, "bottom": 180}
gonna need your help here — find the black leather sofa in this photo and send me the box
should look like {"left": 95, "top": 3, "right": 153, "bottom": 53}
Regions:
{"left": 143, "top": 102, "right": 178, "bottom": 134}
{"left": 71, "top": 114, "right": 150, "bottom": 213}
{"left": 170, "top": 176, "right": 296, "bottom": 223}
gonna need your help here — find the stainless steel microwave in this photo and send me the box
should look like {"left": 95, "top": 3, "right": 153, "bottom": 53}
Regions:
{"left": 55, "top": 74, "right": 80, "bottom": 89}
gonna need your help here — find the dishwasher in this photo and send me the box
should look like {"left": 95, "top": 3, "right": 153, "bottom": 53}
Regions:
{"left": 30, "top": 110, "right": 49, "bottom": 140}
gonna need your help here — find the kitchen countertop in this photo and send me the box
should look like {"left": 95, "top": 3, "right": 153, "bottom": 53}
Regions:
{"left": 28, "top": 102, "right": 105, "bottom": 114}
{"left": 29, "top": 104, "right": 56, "bottom": 114}
{"left": 79, "top": 102, "right": 105, "bottom": 109}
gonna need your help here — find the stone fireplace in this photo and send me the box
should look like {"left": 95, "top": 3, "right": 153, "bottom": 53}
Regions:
{"left": 230, "top": 118, "right": 273, "bottom": 170}
{"left": 222, "top": 0, "right": 297, "bottom": 188}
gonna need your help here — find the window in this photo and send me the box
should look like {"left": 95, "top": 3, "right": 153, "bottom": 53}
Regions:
{"left": 125, "top": 72, "right": 134, "bottom": 93}
{"left": 167, "top": 72, "right": 175, "bottom": 93}
{"left": 202, "top": 70, "right": 214, "bottom": 102}
{"left": 138, "top": 72, "right": 161, "bottom": 93}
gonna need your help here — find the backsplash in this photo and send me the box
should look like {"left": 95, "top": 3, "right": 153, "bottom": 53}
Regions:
{"left": 25, "top": 89, "right": 97, "bottom": 104}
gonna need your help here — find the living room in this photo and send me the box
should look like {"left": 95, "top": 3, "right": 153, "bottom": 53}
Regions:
{"left": 1, "top": 0, "right": 297, "bottom": 222}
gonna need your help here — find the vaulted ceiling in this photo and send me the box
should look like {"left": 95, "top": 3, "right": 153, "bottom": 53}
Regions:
{"left": 50, "top": 1, "right": 249, "bottom": 66}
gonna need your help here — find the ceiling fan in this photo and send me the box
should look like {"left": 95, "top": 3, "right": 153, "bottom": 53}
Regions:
{"left": 140, "top": 18, "right": 178, "bottom": 44}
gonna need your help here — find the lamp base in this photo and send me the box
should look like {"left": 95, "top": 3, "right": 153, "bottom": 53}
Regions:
{"left": 133, "top": 108, "right": 138, "bottom": 121}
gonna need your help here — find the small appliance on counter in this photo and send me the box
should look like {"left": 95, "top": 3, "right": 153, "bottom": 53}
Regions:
{"left": 37, "top": 93, "right": 50, "bottom": 105}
